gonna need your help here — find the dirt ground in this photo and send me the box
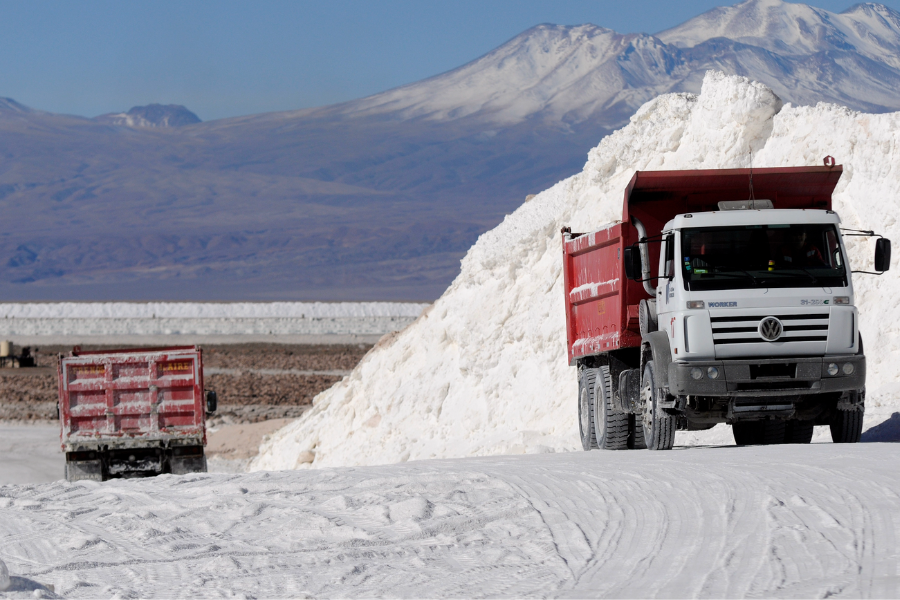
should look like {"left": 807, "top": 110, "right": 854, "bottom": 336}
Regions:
{"left": 0, "top": 343, "right": 371, "bottom": 425}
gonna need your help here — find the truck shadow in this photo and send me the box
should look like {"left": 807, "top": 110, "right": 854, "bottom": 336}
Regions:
{"left": 861, "top": 412, "right": 900, "bottom": 443}
{"left": 5, "top": 575, "right": 59, "bottom": 597}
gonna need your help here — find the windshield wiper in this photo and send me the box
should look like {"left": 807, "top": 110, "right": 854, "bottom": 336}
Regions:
{"left": 762, "top": 268, "right": 820, "bottom": 284}
{"left": 709, "top": 268, "right": 761, "bottom": 286}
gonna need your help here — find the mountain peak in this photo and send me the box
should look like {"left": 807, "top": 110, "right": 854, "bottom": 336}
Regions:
{"left": 95, "top": 104, "right": 201, "bottom": 128}
{"left": 843, "top": 2, "right": 900, "bottom": 16}
{"left": 341, "top": 22, "right": 664, "bottom": 126}
{"left": 657, "top": 0, "right": 900, "bottom": 68}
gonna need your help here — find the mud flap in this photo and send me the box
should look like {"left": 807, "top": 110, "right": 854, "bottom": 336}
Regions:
{"left": 65, "top": 459, "right": 103, "bottom": 482}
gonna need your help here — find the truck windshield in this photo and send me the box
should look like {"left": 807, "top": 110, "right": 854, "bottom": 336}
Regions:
{"left": 681, "top": 224, "right": 847, "bottom": 291}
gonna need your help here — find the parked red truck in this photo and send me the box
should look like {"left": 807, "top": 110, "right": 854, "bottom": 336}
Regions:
{"left": 58, "top": 346, "right": 217, "bottom": 481}
{"left": 562, "top": 162, "right": 890, "bottom": 450}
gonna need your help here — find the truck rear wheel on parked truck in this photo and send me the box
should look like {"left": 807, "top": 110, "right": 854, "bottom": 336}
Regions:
{"left": 562, "top": 163, "right": 889, "bottom": 452}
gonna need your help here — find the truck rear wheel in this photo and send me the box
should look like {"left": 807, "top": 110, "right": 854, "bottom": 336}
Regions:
{"left": 593, "top": 366, "right": 629, "bottom": 450}
{"left": 641, "top": 361, "right": 675, "bottom": 451}
{"left": 784, "top": 420, "right": 814, "bottom": 444}
{"left": 732, "top": 420, "right": 787, "bottom": 446}
{"left": 830, "top": 407, "right": 863, "bottom": 443}
{"left": 578, "top": 367, "right": 599, "bottom": 450}
{"left": 629, "top": 414, "right": 647, "bottom": 449}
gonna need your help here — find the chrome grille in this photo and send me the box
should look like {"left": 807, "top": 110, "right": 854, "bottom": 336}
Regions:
{"left": 711, "top": 312, "right": 829, "bottom": 345}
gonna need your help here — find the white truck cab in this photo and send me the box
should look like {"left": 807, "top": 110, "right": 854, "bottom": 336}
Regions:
{"left": 658, "top": 209, "right": 857, "bottom": 361}
{"left": 633, "top": 207, "right": 877, "bottom": 448}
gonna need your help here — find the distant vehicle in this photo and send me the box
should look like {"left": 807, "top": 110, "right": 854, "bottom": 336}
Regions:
{"left": 58, "top": 346, "right": 217, "bottom": 481}
{"left": 0, "top": 341, "right": 35, "bottom": 368}
{"left": 561, "top": 160, "right": 889, "bottom": 450}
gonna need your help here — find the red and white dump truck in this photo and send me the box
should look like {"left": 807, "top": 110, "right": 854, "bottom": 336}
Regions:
{"left": 562, "top": 162, "right": 891, "bottom": 450}
{"left": 58, "top": 346, "right": 218, "bottom": 481}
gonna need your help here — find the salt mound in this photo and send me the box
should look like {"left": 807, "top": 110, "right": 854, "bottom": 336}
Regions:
{"left": 0, "top": 557, "right": 9, "bottom": 591}
{"left": 253, "top": 71, "right": 900, "bottom": 470}
{"left": 0, "top": 301, "right": 427, "bottom": 319}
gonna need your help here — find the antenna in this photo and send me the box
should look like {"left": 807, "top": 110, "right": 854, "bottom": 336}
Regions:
{"left": 748, "top": 150, "right": 755, "bottom": 208}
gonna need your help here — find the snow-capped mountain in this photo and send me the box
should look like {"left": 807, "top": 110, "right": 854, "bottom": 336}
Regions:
{"left": 659, "top": 1, "right": 900, "bottom": 66}
{"left": 95, "top": 103, "right": 201, "bottom": 127}
{"left": 343, "top": 25, "right": 673, "bottom": 126}
{"left": 340, "top": 0, "right": 900, "bottom": 127}
{"left": 0, "top": 0, "right": 899, "bottom": 302}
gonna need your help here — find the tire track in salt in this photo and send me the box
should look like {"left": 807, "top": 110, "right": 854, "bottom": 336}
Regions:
{"left": 1, "top": 445, "right": 899, "bottom": 597}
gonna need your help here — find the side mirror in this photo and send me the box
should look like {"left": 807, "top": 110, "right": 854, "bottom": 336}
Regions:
{"left": 875, "top": 238, "right": 891, "bottom": 272}
{"left": 205, "top": 390, "right": 218, "bottom": 414}
{"left": 623, "top": 246, "right": 642, "bottom": 281}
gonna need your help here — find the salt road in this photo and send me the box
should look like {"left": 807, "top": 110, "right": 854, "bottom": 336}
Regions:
{"left": 1, "top": 444, "right": 898, "bottom": 598}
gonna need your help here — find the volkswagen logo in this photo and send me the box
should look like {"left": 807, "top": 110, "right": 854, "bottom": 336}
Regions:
{"left": 758, "top": 316, "right": 783, "bottom": 341}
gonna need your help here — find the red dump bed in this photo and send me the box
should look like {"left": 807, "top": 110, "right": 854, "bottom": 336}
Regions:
{"left": 562, "top": 164, "right": 842, "bottom": 365}
{"left": 58, "top": 346, "right": 207, "bottom": 450}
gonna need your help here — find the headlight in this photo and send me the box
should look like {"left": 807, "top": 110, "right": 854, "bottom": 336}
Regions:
{"left": 827, "top": 363, "right": 839, "bottom": 376}
{"left": 686, "top": 301, "right": 705, "bottom": 309}
{"left": 842, "top": 363, "right": 854, "bottom": 375}
{"left": 707, "top": 366, "right": 719, "bottom": 379}
{"left": 833, "top": 296, "right": 850, "bottom": 305}
{"left": 691, "top": 367, "right": 703, "bottom": 380}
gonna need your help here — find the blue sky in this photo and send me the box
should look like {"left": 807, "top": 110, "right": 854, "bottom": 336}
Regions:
{"left": 1, "top": 0, "right": 897, "bottom": 121}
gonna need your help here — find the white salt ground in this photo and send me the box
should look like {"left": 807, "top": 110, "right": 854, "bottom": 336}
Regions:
{"left": 254, "top": 71, "right": 900, "bottom": 471}
{"left": 1, "top": 444, "right": 899, "bottom": 598}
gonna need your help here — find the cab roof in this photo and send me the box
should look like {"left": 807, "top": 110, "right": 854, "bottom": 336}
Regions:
{"left": 666, "top": 208, "right": 841, "bottom": 230}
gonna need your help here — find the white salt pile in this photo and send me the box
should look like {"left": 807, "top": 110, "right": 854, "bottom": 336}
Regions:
{"left": 253, "top": 71, "right": 900, "bottom": 470}
{"left": 0, "top": 557, "right": 9, "bottom": 591}
{"left": 0, "top": 302, "right": 427, "bottom": 319}
{"left": 0, "top": 301, "right": 429, "bottom": 339}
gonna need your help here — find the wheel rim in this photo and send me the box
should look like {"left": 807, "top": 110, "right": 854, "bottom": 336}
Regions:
{"left": 641, "top": 375, "right": 653, "bottom": 435}
{"left": 580, "top": 385, "right": 591, "bottom": 438}
{"left": 595, "top": 386, "right": 606, "bottom": 442}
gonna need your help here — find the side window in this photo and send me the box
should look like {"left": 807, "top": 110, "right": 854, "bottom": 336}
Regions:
{"left": 664, "top": 234, "right": 675, "bottom": 278}
{"left": 825, "top": 229, "right": 842, "bottom": 267}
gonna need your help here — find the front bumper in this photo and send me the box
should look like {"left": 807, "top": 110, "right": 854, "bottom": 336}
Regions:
{"left": 669, "top": 355, "right": 865, "bottom": 398}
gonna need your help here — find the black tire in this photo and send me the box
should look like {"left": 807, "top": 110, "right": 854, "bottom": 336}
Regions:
{"left": 761, "top": 420, "right": 786, "bottom": 444}
{"left": 593, "top": 365, "right": 629, "bottom": 450}
{"left": 830, "top": 407, "right": 864, "bottom": 443}
{"left": 640, "top": 361, "right": 675, "bottom": 451}
{"left": 578, "top": 366, "right": 599, "bottom": 450}
{"left": 732, "top": 420, "right": 787, "bottom": 446}
{"left": 732, "top": 422, "right": 760, "bottom": 446}
{"left": 784, "top": 420, "right": 814, "bottom": 444}
{"left": 629, "top": 414, "right": 647, "bottom": 449}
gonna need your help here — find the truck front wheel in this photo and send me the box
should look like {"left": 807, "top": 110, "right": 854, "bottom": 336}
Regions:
{"left": 641, "top": 361, "right": 675, "bottom": 451}
{"left": 830, "top": 407, "right": 864, "bottom": 443}
{"left": 578, "top": 366, "right": 599, "bottom": 450}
